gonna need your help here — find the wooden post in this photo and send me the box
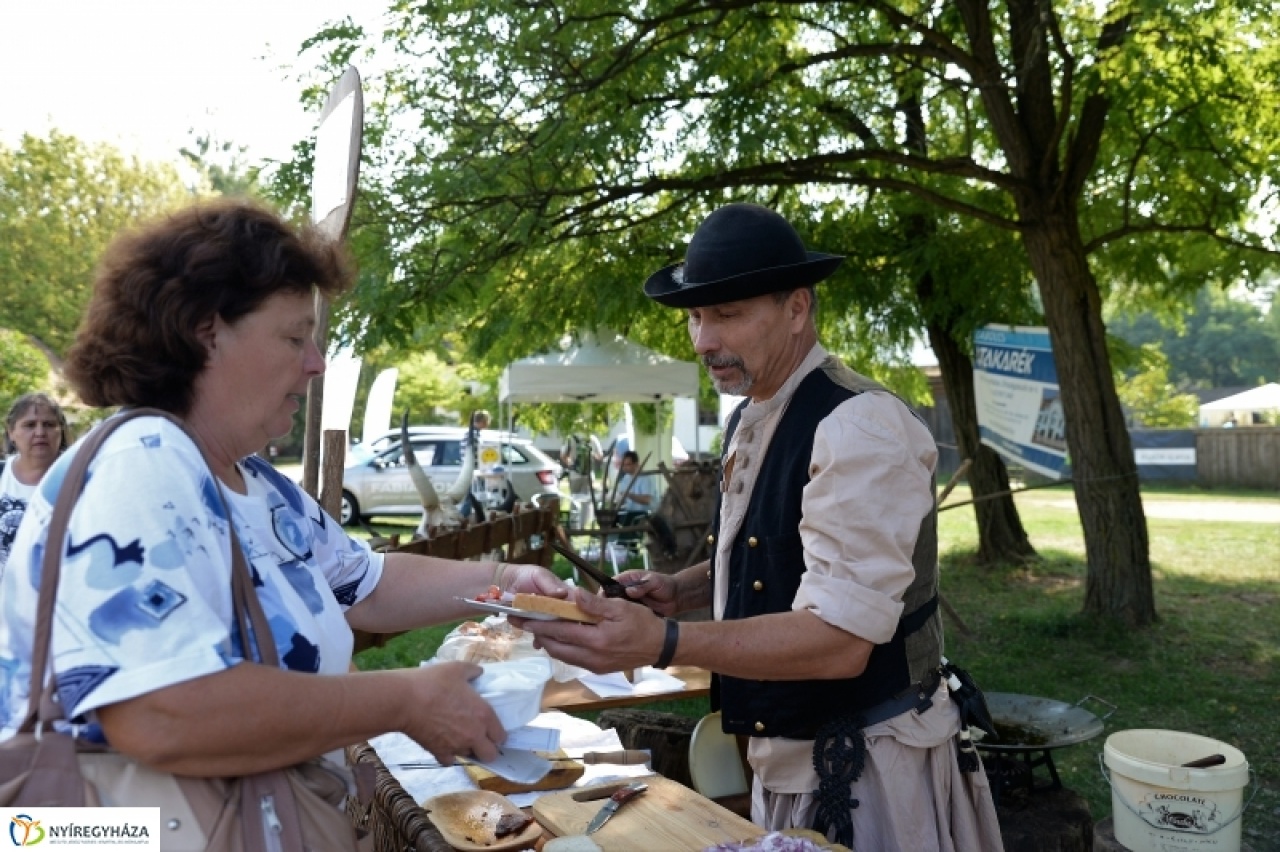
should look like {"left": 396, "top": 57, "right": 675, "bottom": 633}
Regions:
{"left": 319, "top": 428, "right": 345, "bottom": 521}
{"left": 301, "top": 294, "right": 331, "bottom": 499}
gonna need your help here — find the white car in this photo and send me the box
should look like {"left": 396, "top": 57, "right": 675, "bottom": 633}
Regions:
{"left": 340, "top": 427, "right": 561, "bottom": 525}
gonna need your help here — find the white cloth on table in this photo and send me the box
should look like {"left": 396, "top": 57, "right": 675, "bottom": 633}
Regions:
{"left": 373, "top": 710, "right": 652, "bottom": 808}
{"left": 576, "top": 666, "right": 686, "bottom": 699}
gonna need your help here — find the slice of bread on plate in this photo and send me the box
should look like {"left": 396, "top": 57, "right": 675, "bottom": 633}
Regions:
{"left": 511, "top": 593, "right": 602, "bottom": 624}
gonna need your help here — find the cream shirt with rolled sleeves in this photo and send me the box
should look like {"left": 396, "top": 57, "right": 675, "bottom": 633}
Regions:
{"left": 711, "top": 343, "right": 945, "bottom": 794}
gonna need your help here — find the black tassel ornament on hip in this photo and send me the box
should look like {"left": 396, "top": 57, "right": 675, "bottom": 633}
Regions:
{"left": 811, "top": 714, "right": 866, "bottom": 848}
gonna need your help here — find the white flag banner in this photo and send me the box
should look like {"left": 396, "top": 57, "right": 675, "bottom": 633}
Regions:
{"left": 321, "top": 346, "right": 362, "bottom": 435}
{"left": 972, "top": 325, "right": 1068, "bottom": 479}
{"left": 311, "top": 88, "right": 357, "bottom": 229}
{"left": 363, "top": 367, "right": 399, "bottom": 445}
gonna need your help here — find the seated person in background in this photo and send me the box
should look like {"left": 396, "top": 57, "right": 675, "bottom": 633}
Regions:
{"left": 614, "top": 450, "right": 654, "bottom": 514}
{"left": 614, "top": 450, "right": 678, "bottom": 560}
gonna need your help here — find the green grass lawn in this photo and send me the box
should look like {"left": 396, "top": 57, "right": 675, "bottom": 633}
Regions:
{"left": 353, "top": 485, "right": 1280, "bottom": 845}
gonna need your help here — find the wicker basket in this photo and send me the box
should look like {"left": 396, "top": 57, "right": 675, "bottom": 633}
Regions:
{"left": 346, "top": 742, "right": 454, "bottom": 852}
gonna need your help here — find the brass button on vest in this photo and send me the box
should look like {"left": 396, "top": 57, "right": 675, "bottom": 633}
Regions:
{"left": 753, "top": 580, "right": 763, "bottom": 591}
{"left": 748, "top": 536, "right": 758, "bottom": 547}
{"left": 706, "top": 569, "right": 712, "bottom": 580}
{"left": 707, "top": 534, "right": 715, "bottom": 544}
{"left": 754, "top": 721, "right": 765, "bottom": 732}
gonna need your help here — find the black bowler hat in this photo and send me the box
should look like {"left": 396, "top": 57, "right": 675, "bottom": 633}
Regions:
{"left": 643, "top": 203, "right": 844, "bottom": 308}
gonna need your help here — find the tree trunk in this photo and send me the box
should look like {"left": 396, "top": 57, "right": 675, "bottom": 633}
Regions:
{"left": 1019, "top": 210, "right": 1155, "bottom": 626}
{"left": 927, "top": 322, "right": 1038, "bottom": 565}
{"left": 898, "top": 89, "right": 1037, "bottom": 567}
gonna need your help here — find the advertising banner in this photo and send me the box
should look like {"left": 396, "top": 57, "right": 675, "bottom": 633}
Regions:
{"left": 973, "top": 325, "right": 1067, "bottom": 478}
{"left": 1130, "top": 429, "right": 1197, "bottom": 481}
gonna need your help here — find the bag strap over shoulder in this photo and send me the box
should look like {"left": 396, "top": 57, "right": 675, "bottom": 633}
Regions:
{"left": 22, "top": 407, "right": 277, "bottom": 730}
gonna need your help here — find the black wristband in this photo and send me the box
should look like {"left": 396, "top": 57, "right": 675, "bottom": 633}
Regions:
{"left": 654, "top": 617, "right": 679, "bottom": 669}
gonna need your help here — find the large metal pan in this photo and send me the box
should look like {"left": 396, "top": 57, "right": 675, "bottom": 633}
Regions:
{"left": 974, "top": 693, "right": 1116, "bottom": 753}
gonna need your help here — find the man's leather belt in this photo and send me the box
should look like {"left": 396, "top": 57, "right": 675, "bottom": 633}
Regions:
{"left": 786, "top": 668, "right": 942, "bottom": 741}
{"left": 860, "top": 668, "right": 943, "bottom": 728}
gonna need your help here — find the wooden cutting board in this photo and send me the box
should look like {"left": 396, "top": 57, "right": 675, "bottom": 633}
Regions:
{"left": 531, "top": 774, "right": 762, "bottom": 851}
{"left": 463, "top": 751, "right": 585, "bottom": 794}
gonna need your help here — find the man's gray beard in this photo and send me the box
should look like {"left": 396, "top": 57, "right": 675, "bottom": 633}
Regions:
{"left": 704, "top": 358, "right": 753, "bottom": 396}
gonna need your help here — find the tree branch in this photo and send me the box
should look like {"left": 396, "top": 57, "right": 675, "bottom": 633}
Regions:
{"left": 1086, "top": 221, "right": 1280, "bottom": 256}
{"left": 1062, "top": 12, "right": 1132, "bottom": 200}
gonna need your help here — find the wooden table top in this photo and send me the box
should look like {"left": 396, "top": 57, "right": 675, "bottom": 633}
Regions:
{"left": 540, "top": 665, "right": 711, "bottom": 713}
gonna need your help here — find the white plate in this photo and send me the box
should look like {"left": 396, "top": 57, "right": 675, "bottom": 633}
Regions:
{"left": 457, "top": 597, "right": 563, "bottom": 621}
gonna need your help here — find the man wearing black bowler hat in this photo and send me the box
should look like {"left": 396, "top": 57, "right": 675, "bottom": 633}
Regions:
{"left": 519, "top": 203, "right": 1002, "bottom": 850}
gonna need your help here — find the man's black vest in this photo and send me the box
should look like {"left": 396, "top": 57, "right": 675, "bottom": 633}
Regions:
{"left": 710, "top": 359, "right": 942, "bottom": 739}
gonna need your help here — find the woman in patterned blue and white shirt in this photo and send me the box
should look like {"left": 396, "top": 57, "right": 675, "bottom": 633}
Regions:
{"left": 0, "top": 199, "right": 568, "bottom": 778}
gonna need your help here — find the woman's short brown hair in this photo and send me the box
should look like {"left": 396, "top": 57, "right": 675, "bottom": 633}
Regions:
{"left": 65, "top": 198, "right": 353, "bottom": 415}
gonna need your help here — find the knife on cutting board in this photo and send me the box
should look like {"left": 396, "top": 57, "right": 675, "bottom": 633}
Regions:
{"left": 585, "top": 781, "right": 648, "bottom": 834}
{"left": 391, "top": 749, "right": 650, "bottom": 769}
{"left": 576, "top": 749, "right": 650, "bottom": 764}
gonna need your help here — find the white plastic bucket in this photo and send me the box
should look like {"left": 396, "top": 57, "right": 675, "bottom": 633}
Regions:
{"left": 1102, "top": 729, "right": 1250, "bottom": 851}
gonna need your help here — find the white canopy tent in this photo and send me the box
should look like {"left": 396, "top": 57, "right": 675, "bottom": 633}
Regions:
{"left": 1199, "top": 382, "right": 1280, "bottom": 412}
{"left": 499, "top": 330, "right": 699, "bottom": 404}
{"left": 1199, "top": 382, "right": 1280, "bottom": 426}
{"left": 498, "top": 330, "right": 700, "bottom": 472}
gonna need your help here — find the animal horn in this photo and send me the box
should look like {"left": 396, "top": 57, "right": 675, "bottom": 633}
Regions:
{"left": 402, "top": 410, "right": 440, "bottom": 510}
{"left": 444, "top": 418, "right": 477, "bottom": 504}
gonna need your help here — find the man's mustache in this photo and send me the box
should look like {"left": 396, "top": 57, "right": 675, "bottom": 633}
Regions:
{"left": 702, "top": 354, "right": 744, "bottom": 371}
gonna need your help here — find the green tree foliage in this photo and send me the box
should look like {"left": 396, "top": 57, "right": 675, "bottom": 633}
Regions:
{"left": 180, "top": 132, "right": 262, "bottom": 197}
{"left": 0, "top": 132, "right": 192, "bottom": 355}
{"left": 389, "top": 350, "right": 472, "bottom": 426}
{"left": 295, "top": 0, "right": 1280, "bottom": 625}
{"left": 1110, "top": 288, "right": 1280, "bottom": 389}
{"left": 0, "top": 330, "right": 52, "bottom": 416}
{"left": 1116, "top": 345, "right": 1199, "bottom": 428}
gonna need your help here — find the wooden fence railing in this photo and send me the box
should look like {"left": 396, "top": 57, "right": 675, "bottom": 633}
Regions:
{"left": 379, "top": 504, "right": 560, "bottom": 564}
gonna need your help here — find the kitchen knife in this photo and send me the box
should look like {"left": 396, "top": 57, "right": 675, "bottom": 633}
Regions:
{"left": 390, "top": 749, "right": 649, "bottom": 770}
{"left": 578, "top": 750, "right": 649, "bottom": 765}
{"left": 585, "top": 781, "right": 648, "bottom": 834}
{"left": 551, "top": 540, "right": 648, "bottom": 605}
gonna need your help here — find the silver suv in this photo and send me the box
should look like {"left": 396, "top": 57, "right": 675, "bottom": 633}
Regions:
{"left": 340, "top": 427, "right": 561, "bottom": 525}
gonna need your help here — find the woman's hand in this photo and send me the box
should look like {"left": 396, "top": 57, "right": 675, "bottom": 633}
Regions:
{"left": 398, "top": 661, "right": 506, "bottom": 766}
{"left": 503, "top": 563, "right": 570, "bottom": 598}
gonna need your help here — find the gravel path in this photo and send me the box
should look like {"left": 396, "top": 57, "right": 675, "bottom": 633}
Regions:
{"left": 1033, "top": 498, "right": 1280, "bottom": 524}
